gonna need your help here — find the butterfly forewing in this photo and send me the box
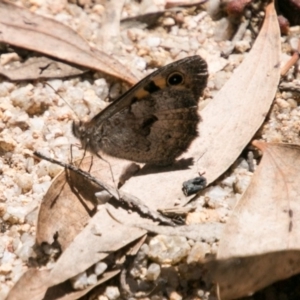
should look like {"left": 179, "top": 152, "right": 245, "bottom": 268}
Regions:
{"left": 72, "top": 55, "right": 208, "bottom": 165}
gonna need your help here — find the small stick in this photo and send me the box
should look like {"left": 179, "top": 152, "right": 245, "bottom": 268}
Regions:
{"left": 281, "top": 39, "right": 300, "bottom": 76}
{"left": 34, "top": 151, "right": 175, "bottom": 226}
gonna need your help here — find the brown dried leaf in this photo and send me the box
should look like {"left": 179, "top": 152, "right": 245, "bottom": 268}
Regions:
{"left": 0, "top": 57, "right": 87, "bottom": 81}
{"left": 36, "top": 156, "right": 100, "bottom": 250}
{"left": 5, "top": 269, "right": 50, "bottom": 300}
{"left": 44, "top": 269, "right": 120, "bottom": 300}
{"left": 6, "top": 267, "right": 120, "bottom": 300}
{"left": 210, "top": 142, "right": 300, "bottom": 299}
{"left": 11, "top": 156, "right": 148, "bottom": 299}
{"left": 122, "top": 2, "right": 281, "bottom": 206}
{"left": 46, "top": 205, "right": 146, "bottom": 288}
{"left": 0, "top": 1, "right": 138, "bottom": 84}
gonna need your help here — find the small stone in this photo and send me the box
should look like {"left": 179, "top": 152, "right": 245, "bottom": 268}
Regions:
{"left": 168, "top": 290, "right": 182, "bottom": 300}
{"left": 15, "top": 173, "right": 33, "bottom": 193}
{"left": 146, "top": 263, "right": 161, "bottom": 281}
{"left": 146, "top": 36, "right": 161, "bottom": 48}
{"left": 148, "top": 235, "right": 190, "bottom": 264}
{"left": 94, "top": 262, "right": 107, "bottom": 275}
{"left": 204, "top": 186, "right": 229, "bottom": 208}
{"left": 109, "top": 83, "right": 122, "bottom": 100}
{"left": 235, "top": 40, "right": 251, "bottom": 53}
{"left": 0, "top": 82, "right": 14, "bottom": 97}
{"left": 32, "top": 181, "right": 51, "bottom": 195}
{"left": 0, "top": 137, "right": 16, "bottom": 153}
{"left": 5, "top": 205, "right": 28, "bottom": 224}
{"left": 187, "top": 242, "right": 210, "bottom": 264}
{"left": 234, "top": 170, "right": 252, "bottom": 194}
{"left": 104, "top": 286, "right": 120, "bottom": 300}
{"left": 70, "top": 272, "right": 88, "bottom": 290}
{"left": 0, "top": 263, "right": 12, "bottom": 275}
{"left": 47, "top": 163, "right": 63, "bottom": 178}
{"left": 287, "top": 98, "right": 297, "bottom": 108}
{"left": 94, "top": 78, "right": 109, "bottom": 100}
{"left": 163, "top": 17, "right": 175, "bottom": 26}
{"left": 87, "top": 274, "right": 97, "bottom": 285}
{"left": 213, "top": 71, "right": 230, "bottom": 90}
{"left": 276, "top": 98, "right": 290, "bottom": 109}
{"left": 133, "top": 57, "right": 147, "bottom": 72}
{"left": 0, "top": 53, "right": 21, "bottom": 66}
{"left": 10, "top": 85, "right": 34, "bottom": 110}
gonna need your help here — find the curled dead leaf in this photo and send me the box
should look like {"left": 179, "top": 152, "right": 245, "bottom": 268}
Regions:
{"left": 211, "top": 142, "right": 300, "bottom": 299}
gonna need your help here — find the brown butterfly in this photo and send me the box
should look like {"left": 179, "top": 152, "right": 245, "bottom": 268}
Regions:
{"left": 72, "top": 55, "right": 208, "bottom": 165}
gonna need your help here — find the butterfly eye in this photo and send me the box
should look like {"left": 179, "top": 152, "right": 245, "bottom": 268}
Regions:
{"left": 167, "top": 72, "right": 184, "bottom": 86}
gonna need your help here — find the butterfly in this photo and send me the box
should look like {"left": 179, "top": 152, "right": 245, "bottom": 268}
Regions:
{"left": 72, "top": 55, "right": 208, "bottom": 166}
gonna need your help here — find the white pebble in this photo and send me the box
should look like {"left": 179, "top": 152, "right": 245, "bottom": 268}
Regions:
{"left": 205, "top": 186, "right": 229, "bottom": 207}
{"left": 47, "top": 79, "right": 63, "bottom": 91}
{"left": 10, "top": 85, "right": 34, "bottom": 109}
{"left": 104, "top": 286, "right": 120, "bottom": 300}
{"left": 187, "top": 242, "right": 210, "bottom": 264}
{"left": 276, "top": 98, "right": 290, "bottom": 108}
{"left": 87, "top": 274, "right": 97, "bottom": 285}
{"left": 148, "top": 235, "right": 190, "bottom": 264}
{"left": 163, "top": 17, "right": 175, "bottom": 26}
{"left": 0, "top": 263, "right": 12, "bottom": 275}
{"left": 235, "top": 40, "right": 251, "bottom": 53}
{"left": 70, "top": 271, "right": 88, "bottom": 290}
{"left": 36, "top": 161, "right": 49, "bottom": 177}
{"left": 234, "top": 170, "right": 252, "bottom": 194}
{"left": 94, "top": 262, "right": 108, "bottom": 275}
{"left": 146, "top": 36, "right": 161, "bottom": 48}
{"left": 29, "top": 117, "right": 45, "bottom": 131}
{"left": 133, "top": 57, "right": 147, "bottom": 72}
{"left": 109, "top": 83, "right": 122, "bottom": 100}
{"left": 15, "top": 173, "right": 33, "bottom": 193}
{"left": 94, "top": 78, "right": 109, "bottom": 100}
{"left": 53, "top": 136, "right": 69, "bottom": 147}
{"left": 0, "top": 82, "right": 14, "bottom": 97}
{"left": 146, "top": 263, "right": 161, "bottom": 281}
{"left": 0, "top": 53, "right": 21, "bottom": 66}
{"left": 32, "top": 181, "right": 51, "bottom": 195}
{"left": 1, "top": 250, "right": 16, "bottom": 264}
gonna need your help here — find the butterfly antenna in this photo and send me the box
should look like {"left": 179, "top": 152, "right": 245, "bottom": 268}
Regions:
{"left": 44, "top": 82, "right": 80, "bottom": 122}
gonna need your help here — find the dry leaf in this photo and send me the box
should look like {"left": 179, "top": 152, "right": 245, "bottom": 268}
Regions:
{"left": 0, "top": 57, "right": 87, "bottom": 81}
{"left": 0, "top": 1, "right": 138, "bottom": 84}
{"left": 8, "top": 156, "right": 151, "bottom": 300}
{"left": 44, "top": 269, "right": 120, "bottom": 300}
{"left": 36, "top": 156, "right": 100, "bottom": 250}
{"left": 121, "top": 2, "right": 281, "bottom": 206}
{"left": 211, "top": 142, "right": 300, "bottom": 299}
{"left": 5, "top": 269, "right": 50, "bottom": 300}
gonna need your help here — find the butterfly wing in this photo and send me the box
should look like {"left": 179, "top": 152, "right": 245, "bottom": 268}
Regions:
{"left": 73, "top": 55, "right": 208, "bottom": 164}
{"left": 100, "top": 89, "right": 200, "bottom": 164}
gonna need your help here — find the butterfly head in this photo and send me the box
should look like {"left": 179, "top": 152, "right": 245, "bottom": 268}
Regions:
{"left": 72, "top": 121, "right": 91, "bottom": 149}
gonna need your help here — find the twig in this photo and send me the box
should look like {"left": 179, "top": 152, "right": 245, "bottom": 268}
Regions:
{"left": 281, "top": 39, "right": 300, "bottom": 76}
{"left": 221, "top": 18, "right": 250, "bottom": 58}
{"left": 34, "top": 151, "right": 176, "bottom": 226}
